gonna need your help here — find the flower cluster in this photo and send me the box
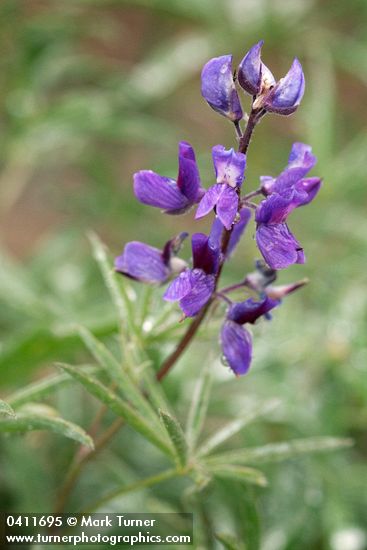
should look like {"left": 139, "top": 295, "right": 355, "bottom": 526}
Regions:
{"left": 115, "top": 41, "right": 322, "bottom": 376}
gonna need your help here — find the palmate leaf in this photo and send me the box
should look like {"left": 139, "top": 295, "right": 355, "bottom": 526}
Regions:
{"left": 160, "top": 410, "right": 188, "bottom": 469}
{"left": 0, "top": 399, "right": 16, "bottom": 418}
{"left": 58, "top": 363, "right": 173, "bottom": 457}
{"left": 185, "top": 363, "right": 212, "bottom": 452}
{"left": 197, "top": 399, "right": 280, "bottom": 457}
{"left": 0, "top": 404, "right": 93, "bottom": 448}
{"left": 206, "top": 437, "right": 353, "bottom": 466}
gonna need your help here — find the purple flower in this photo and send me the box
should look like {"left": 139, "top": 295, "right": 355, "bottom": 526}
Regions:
{"left": 221, "top": 321, "right": 252, "bottom": 376}
{"left": 221, "top": 296, "right": 280, "bottom": 375}
{"left": 263, "top": 59, "right": 305, "bottom": 115}
{"left": 164, "top": 232, "right": 220, "bottom": 317}
{"left": 255, "top": 199, "right": 306, "bottom": 270}
{"left": 115, "top": 233, "right": 188, "bottom": 284}
{"left": 238, "top": 40, "right": 275, "bottom": 96}
{"left": 255, "top": 143, "right": 321, "bottom": 270}
{"left": 196, "top": 145, "right": 246, "bottom": 229}
{"left": 238, "top": 42, "right": 305, "bottom": 116}
{"left": 201, "top": 55, "right": 243, "bottom": 122}
{"left": 133, "top": 141, "right": 204, "bottom": 214}
{"left": 261, "top": 142, "right": 317, "bottom": 195}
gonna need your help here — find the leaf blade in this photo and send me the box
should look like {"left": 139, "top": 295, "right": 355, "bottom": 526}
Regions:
{"left": 0, "top": 412, "right": 93, "bottom": 448}
{"left": 160, "top": 410, "right": 188, "bottom": 468}
{"left": 198, "top": 399, "right": 280, "bottom": 457}
{"left": 207, "top": 437, "right": 354, "bottom": 466}
{"left": 185, "top": 363, "right": 212, "bottom": 452}
{"left": 58, "top": 363, "right": 173, "bottom": 457}
{"left": 207, "top": 464, "right": 267, "bottom": 487}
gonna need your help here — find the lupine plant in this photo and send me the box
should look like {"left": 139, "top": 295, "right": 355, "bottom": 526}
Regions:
{"left": 0, "top": 39, "right": 353, "bottom": 548}
{"left": 116, "top": 40, "right": 321, "bottom": 377}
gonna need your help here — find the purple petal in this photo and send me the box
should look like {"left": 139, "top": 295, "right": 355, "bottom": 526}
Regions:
{"left": 216, "top": 185, "right": 239, "bottom": 230}
{"left": 163, "top": 269, "right": 193, "bottom": 301}
{"left": 177, "top": 141, "right": 204, "bottom": 203}
{"left": 221, "top": 320, "right": 252, "bottom": 376}
{"left": 255, "top": 191, "right": 306, "bottom": 224}
{"left": 256, "top": 223, "right": 305, "bottom": 270}
{"left": 288, "top": 142, "right": 316, "bottom": 167}
{"left": 227, "top": 296, "right": 280, "bottom": 325}
{"left": 115, "top": 241, "right": 169, "bottom": 283}
{"left": 271, "top": 143, "right": 317, "bottom": 194}
{"left": 195, "top": 184, "right": 223, "bottom": 219}
{"left": 226, "top": 208, "right": 252, "bottom": 257}
{"left": 294, "top": 177, "right": 322, "bottom": 206}
{"left": 201, "top": 55, "right": 243, "bottom": 122}
{"left": 238, "top": 41, "right": 262, "bottom": 95}
{"left": 192, "top": 233, "right": 220, "bottom": 275}
{"left": 133, "top": 171, "right": 188, "bottom": 212}
{"left": 209, "top": 216, "right": 224, "bottom": 249}
{"left": 179, "top": 271, "right": 215, "bottom": 317}
{"left": 264, "top": 58, "right": 305, "bottom": 115}
{"left": 212, "top": 145, "right": 246, "bottom": 188}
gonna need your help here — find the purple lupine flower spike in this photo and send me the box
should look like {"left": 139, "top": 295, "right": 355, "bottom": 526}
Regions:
{"left": 238, "top": 40, "right": 275, "bottom": 96}
{"left": 133, "top": 141, "right": 204, "bottom": 214}
{"left": 164, "top": 232, "right": 220, "bottom": 317}
{"left": 196, "top": 146, "right": 246, "bottom": 229}
{"left": 201, "top": 55, "right": 243, "bottom": 122}
{"left": 115, "top": 233, "right": 188, "bottom": 284}
{"left": 264, "top": 59, "right": 305, "bottom": 115}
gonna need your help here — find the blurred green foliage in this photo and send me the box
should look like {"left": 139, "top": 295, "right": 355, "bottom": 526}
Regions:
{"left": 0, "top": 1, "right": 366, "bottom": 549}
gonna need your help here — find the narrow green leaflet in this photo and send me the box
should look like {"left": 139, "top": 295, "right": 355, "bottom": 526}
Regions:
{"left": 215, "top": 532, "right": 246, "bottom": 550}
{"left": 58, "top": 364, "right": 173, "bottom": 457}
{"left": 207, "top": 464, "right": 267, "bottom": 487}
{"left": 7, "top": 372, "right": 75, "bottom": 408}
{"left": 77, "top": 326, "right": 161, "bottom": 431}
{"left": 88, "top": 232, "right": 129, "bottom": 327}
{"left": 0, "top": 399, "right": 16, "bottom": 418}
{"left": 198, "top": 399, "right": 280, "bottom": 457}
{"left": 185, "top": 363, "right": 212, "bottom": 452}
{"left": 207, "top": 437, "right": 353, "bottom": 466}
{"left": 160, "top": 410, "right": 188, "bottom": 469}
{"left": 0, "top": 410, "right": 93, "bottom": 448}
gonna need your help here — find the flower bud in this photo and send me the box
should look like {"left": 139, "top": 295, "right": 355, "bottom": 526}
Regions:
{"left": 238, "top": 41, "right": 275, "bottom": 96}
{"left": 263, "top": 59, "right": 305, "bottom": 115}
{"left": 265, "top": 278, "right": 309, "bottom": 300}
{"left": 201, "top": 55, "right": 243, "bottom": 122}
